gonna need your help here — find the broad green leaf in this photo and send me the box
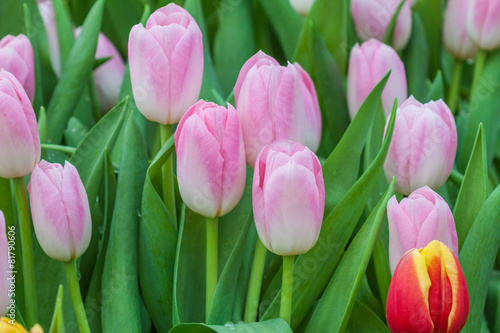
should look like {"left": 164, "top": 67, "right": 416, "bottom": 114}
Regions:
{"left": 454, "top": 124, "right": 488, "bottom": 249}
{"left": 426, "top": 70, "right": 445, "bottom": 101}
{"left": 459, "top": 184, "right": 500, "bottom": 333}
{"left": 53, "top": 0, "right": 75, "bottom": 71}
{"left": 169, "top": 319, "right": 292, "bottom": 333}
{"left": 103, "top": 0, "right": 143, "bottom": 55}
{"left": 345, "top": 301, "right": 391, "bottom": 333}
{"left": 416, "top": 0, "right": 444, "bottom": 77}
{"left": 321, "top": 73, "right": 390, "bottom": 215}
{"left": 306, "top": 179, "right": 395, "bottom": 332}
{"left": 260, "top": 104, "right": 397, "bottom": 328}
{"left": 213, "top": 0, "right": 256, "bottom": 95}
{"left": 63, "top": 117, "right": 89, "bottom": 148}
{"left": 356, "top": 277, "right": 384, "bottom": 320}
{"left": 46, "top": 0, "right": 105, "bottom": 144}
{"left": 485, "top": 270, "right": 500, "bottom": 333}
{"left": 48, "top": 285, "right": 65, "bottom": 333}
{"left": 367, "top": 236, "right": 392, "bottom": 311}
{"left": 383, "top": 0, "right": 406, "bottom": 49}
{"left": 403, "top": 13, "right": 429, "bottom": 101}
{"left": 139, "top": 136, "right": 177, "bottom": 332}
{"left": 0, "top": 1, "right": 24, "bottom": 37}
{"left": 257, "top": 0, "right": 304, "bottom": 59}
{"left": 102, "top": 112, "right": 148, "bottom": 331}
{"left": 293, "top": 20, "right": 350, "bottom": 157}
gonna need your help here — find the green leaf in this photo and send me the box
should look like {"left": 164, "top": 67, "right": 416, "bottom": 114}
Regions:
{"left": 257, "top": 0, "right": 304, "bottom": 59}
{"left": 103, "top": 0, "right": 143, "bottom": 55}
{"left": 0, "top": 178, "right": 15, "bottom": 230}
{"left": 260, "top": 103, "right": 397, "bottom": 328}
{"left": 53, "top": 0, "right": 75, "bottom": 71}
{"left": 46, "top": 0, "right": 105, "bottom": 144}
{"left": 48, "top": 285, "right": 65, "bottom": 333}
{"left": 356, "top": 276, "right": 384, "bottom": 320}
{"left": 293, "top": 20, "right": 350, "bottom": 157}
{"left": 345, "top": 301, "right": 390, "bottom": 333}
{"left": 415, "top": 0, "right": 444, "bottom": 77}
{"left": 485, "top": 270, "right": 500, "bottom": 333}
{"left": 305, "top": 179, "right": 395, "bottom": 332}
{"left": 213, "top": 0, "right": 256, "bottom": 96}
{"left": 367, "top": 236, "right": 392, "bottom": 311}
{"left": 139, "top": 136, "right": 177, "bottom": 332}
{"left": 0, "top": 1, "right": 23, "bottom": 37}
{"left": 454, "top": 124, "right": 488, "bottom": 249}
{"left": 101, "top": 112, "right": 148, "bottom": 331}
{"left": 426, "top": 70, "right": 445, "bottom": 101}
{"left": 459, "top": 183, "right": 500, "bottom": 333}
{"left": 169, "top": 319, "right": 292, "bottom": 333}
{"left": 383, "top": 0, "right": 406, "bottom": 48}
{"left": 63, "top": 117, "right": 89, "bottom": 148}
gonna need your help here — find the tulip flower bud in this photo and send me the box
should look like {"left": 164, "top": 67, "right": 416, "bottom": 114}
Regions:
{"left": 467, "top": 0, "right": 500, "bottom": 50}
{"left": 387, "top": 186, "right": 458, "bottom": 274}
{"left": 0, "top": 212, "right": 9, "bottom": 317}
{"left": 0, "top": 318, "right": 44, "bottom": 333}
{"left": 75, "top": 27, "right": 125, "bottom": 112}
{"left": 347, "top": 39, "right": 407, "bottom": 119}
{"left": 174, "top": 100, "right": 246, "bottom": 218}
{"left": 235, "top": 51, "right": 322, "bottom": 167}
{"left": 0, "top": 70, "right": 40, "bottom": 179}
{"left": 387, "top": 240, "right": 469, "bottom": 333}
{"left": 443, "top": 0, "right": 478, "bottom": 59}
{"left": 384, "top": 97, "right": 457, "bottom": 195}
{"left": 252, "top": 140, "right": 325, "bottom": 256}
{"left": 128, "top": 3, "right": 204, "bottom": 125}
{"left": 0, "top": 34, "right": 34, "bottom": 101}
{"left": 351, "top": 0, "right": 412, "bottom": 51}
{"left": 289, "top": 0, "right": 314, "bottom": 16}
{"left": 28, "top": 160, "right": 91, "bottom": 262}
{"left": 38, "top": 1, "right": 60, "bottom": 77}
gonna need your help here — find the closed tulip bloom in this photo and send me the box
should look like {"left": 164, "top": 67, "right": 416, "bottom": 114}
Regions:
{"left": 467, "top": 0, "right": 500, "bottom": 50}
{"left": 75, "top": 28, "right": 125, "bottom": 112}
{"left": 289, "top": 0, "right": 314, "bottom": 16}
{"left": 387, "top": 240, "right": 469, "bottom": 333}
{"left": 0, "top": 70, "right": 40, "bottom": 179}
{"left": 347, "top": 39, "right": 407, "bottom": 119}
{"left": 175, "top": 100, "right": 246, "bottom": 218}
{"left": 384, "top": 97, "right": 457, "bottom": 195}
{"left": 129, "top": 3, "right": 203, "bottom": 125}
{"left": 0, "top": 212, "right": 9, "bottom": 317}
{"left": 351, "top": 0, "right": 412, "bottom": 51}
{"left": 0, "top": 34, "right": 34, "bottom": 101}
{"left": 28, "top": 160, "right": 91, "bottom": 262}
{"left": 387, "top": 186, "right": 458, "bottom": 274}
{"left": 443, "top": 0, "right": 478, "bottom": 59}
{"left": 0, "top": 318, "right": 43, "bottom": 333}
{"left": 253, "top": 140, "right": 325, "bottom": 256}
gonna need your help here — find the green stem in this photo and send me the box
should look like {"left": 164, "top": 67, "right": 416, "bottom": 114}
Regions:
{"left": 280, "top": 255, "right": 295, "bottom": 326}
{"left": 206, "top": 217, "right": 218, "bottom": 320}
{"left": 448, "top": 169, "right": 465, "bottom": 187}
{"left": 161, "top": 124, "right": 177, "bottom": 223}
{"left": 41, "top": 143, "right": 76, "bottom": 155}
{"left": 13, "top": 177, "right": 38, "bottom": 327}
{"left": 447, "top": 60, "right": 463, "bottom": 114}
{"left": 64, "top": 260, "right": 91, "bottom": 333}
{"left": 471, "top": 49, "right": 488, "bottom": 96}
{"left": 244, "top": 238, "right": 268, "bottom": 322}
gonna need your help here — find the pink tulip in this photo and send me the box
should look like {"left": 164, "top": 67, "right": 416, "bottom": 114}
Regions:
{"left": 383, "top": 97, "right": 457, "bottom": 195}
{"left": 351, "top": 0, "right": 412, "bottom": 51}
{"left": 38, "top": 1, "right": 60, "bottom": 77}
{"left": 235, "top": 51, "right": 321, "bottom": 167}
{"left": 0, "top": 70, "right": 40, "bottom": 179}
{"left": 289, "top": 0, "right": 314, "bottom": 16}
{"left": 347, "top": 39, "right": 407, "bottom": 119}
{"left": 128, "top": 3, "right": 204, "bottom": 125}
{"left": 443, "top": 0, "right": 478, "bottom": 59}
{"left": 28, "top": 160, "right": 91, "bottom": 262}
{"left": 0, "top": 211, "right": 9, "bottom": 317}
{"left": 75, "top": 28, "right": 125, "bottom": 112}
{"left": 0, "top": 34, "right": 34, "bottom": 101}
{"left": 387, "top": 186, "right": 459, "bottom": 274}
{"left": 467, "top": 0, "right": 500, "bottom": 50}
{"left": 174, "top": 100, "right": 246, "bottom": 218}
{"left": 252, "top": 140, "right": 325, "bottom": 255}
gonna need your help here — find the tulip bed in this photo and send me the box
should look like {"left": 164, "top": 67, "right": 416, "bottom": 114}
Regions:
{"left": 1, "top": 0, "right": 500, "bottom": 332}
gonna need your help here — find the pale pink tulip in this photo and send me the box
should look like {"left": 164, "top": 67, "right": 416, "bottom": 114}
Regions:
{"left": 28, "top": 160, "right": 91, "bottom": 262}
{"left": 289, "top": 0, "right": 314, "bottom": 16}
{"left": 0, "top": 34, "right": 34, "bottom": 101}
{"left": 467, "top": 0, "right": 500, "bottom": 50}
{"left": 443, "top": 0, "right": 478, "bottom": 59}
{"left": 0, "top": 70, "right": 40, "bottom": 179}
{"left": 347, "top": 39, "right": 407, "bottom": 119}
{"left": 0, "top": 211, "right": 9, "bottom": 317}
{"left": 253, "top": 140, "right": 325, "bottom": 256}
{"left": 383, "top": 97, "right": 457, "bottom": 195}
{"left": 174, "top": 100, "right": 246, "bottom": 218}
{"left": 75, "top": 28, "right": 125, "bottom": 112}
{"left": 351, "top": 0, "right": 412, "bottom": 50}
{"left": 128, "top": 3, "right": 203, "bottom": 125}
{"left": 387, "top": 186, "right": 459, "bottom": 273}
{"left": 38, "top": 1, "right": 60, "bottom": 77}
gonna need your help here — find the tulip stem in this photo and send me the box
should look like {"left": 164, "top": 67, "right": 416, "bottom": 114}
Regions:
{"left": 280, "top": 255, "right": 294, "bottom": 326}
{"left": 471, "top": 49, "right": 487, "bottom": 96}
{"left": 206, "top": 217, "right": 218, "bottom": 321}
{"left": 244, "top": 238, "right": 268, "bottom": 322}
{"left": 447, "top": 60, "right": 463, "bottom": 115}
{"left": 161, "top": 124, "right": 177, "bottom": 224}
{"left": 13, "top": 177, "right": 38, "bottom": 327}
{"left": 64, "top": 260, "right": 91, "bottom": 333}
